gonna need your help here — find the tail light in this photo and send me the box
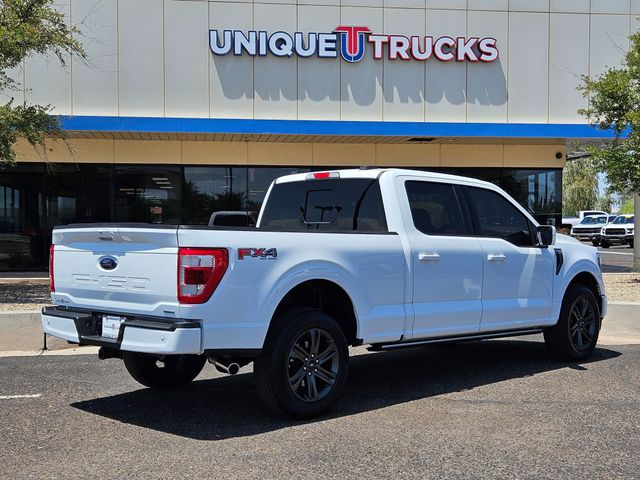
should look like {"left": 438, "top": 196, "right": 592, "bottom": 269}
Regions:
{"left": 178, "top": 248, "right": 228, "bottom": 304}
{"left": 49, "top": 245, "right": 55, "bottom": 293}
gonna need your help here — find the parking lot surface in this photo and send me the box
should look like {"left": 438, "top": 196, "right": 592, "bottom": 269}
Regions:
{"left": 595, "top": 244, "right": 634, "bottom": 273}
{"left": 1, "top": 339, "right": 638, "bottom": 479}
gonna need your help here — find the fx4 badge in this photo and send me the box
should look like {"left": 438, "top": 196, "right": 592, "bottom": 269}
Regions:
{"left": 238, "top": 248, "right": 278, "bottom": 260}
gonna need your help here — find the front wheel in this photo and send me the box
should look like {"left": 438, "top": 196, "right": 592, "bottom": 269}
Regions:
{"left": 543, "top": 284, "right": 600, "bottom": 361}
{"left": 629, "top": 239, "right": 634, "bottom": 248}
{"left": 600, "top": 239, "right": 610, "bottom": 248}
{"left": 254, "top": 309, "right": 349, "bottom": 419}
{"left": 122, "top": 352, "right": 206, "bottom": 389}
{"left": 591, "top": 238, "right": 600, "bottom": 246}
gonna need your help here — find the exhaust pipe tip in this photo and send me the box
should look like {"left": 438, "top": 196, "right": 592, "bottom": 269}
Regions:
{"left": 209, "top": 358, "right": 240, "bottom": 376}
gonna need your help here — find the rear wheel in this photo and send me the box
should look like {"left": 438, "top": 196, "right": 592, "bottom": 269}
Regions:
{"left": 122, "top": 352, "right": 206, "bottom": 389}
{"left": 254, "top": 309, "right": 349, "bottom": 419}
{"left": 544, "top": 284, "right": 600, "bottom": 361}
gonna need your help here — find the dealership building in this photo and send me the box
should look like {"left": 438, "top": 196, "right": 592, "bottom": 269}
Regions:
{"left": 0, "top": 0, "right": 636, "bottom": 270}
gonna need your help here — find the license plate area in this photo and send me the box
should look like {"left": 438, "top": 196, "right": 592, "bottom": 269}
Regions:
{"left": 101, "top": 315, "right": 125, "bottom": 339}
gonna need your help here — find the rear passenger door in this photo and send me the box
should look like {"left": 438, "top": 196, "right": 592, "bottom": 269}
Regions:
{"left": 399, "top": 178, "right": 484, "bottom": 339}
{"left": 462, "top": 186, "right": 555, "bottom": 330}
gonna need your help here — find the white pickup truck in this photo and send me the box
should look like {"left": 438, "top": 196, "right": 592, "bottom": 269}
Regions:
{"left": 43, "top": 168, "right": 606, "bottom": 418}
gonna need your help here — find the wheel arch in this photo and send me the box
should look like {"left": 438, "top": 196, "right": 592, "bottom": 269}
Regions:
{"left": 565, "top": 271, "right": 603, "bottom": 314}
{"left": 267, "top": 279, "right": 360, "bottom": 347}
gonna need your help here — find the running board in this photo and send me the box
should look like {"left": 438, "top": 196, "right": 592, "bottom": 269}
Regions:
{"left": 369, "top": 328, "right": 544, "bottom": 351}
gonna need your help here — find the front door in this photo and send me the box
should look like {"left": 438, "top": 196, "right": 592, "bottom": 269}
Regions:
{"left": 399, "top": 178, "right": 484, "bottom": 339}
{"left": 463, "top": 186, "right": 555, "bottom": 330}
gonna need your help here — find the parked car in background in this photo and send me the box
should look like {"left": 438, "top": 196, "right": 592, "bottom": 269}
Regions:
{"left": 571, "top": 215, "right": 617, "bottom": 246}
{"left": 600, "top": 215, "right": 635, "bottom": 248}
{"left": 561, "top": 210, "right": 609, "bottom": 229}
{"left": 208, "top": 211, "right": 257, "bottom": 227}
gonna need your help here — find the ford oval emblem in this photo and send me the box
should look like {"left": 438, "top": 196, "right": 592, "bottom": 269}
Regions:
{"left": 99, "top": 256, "right": 118, "bottom": 271}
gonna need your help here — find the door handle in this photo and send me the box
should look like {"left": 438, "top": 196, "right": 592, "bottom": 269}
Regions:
{"left": 418, "top": 252, "right": 440, "bottom": 262}
{"left": 487, "top": 253, "right": 506, "bottom": 262}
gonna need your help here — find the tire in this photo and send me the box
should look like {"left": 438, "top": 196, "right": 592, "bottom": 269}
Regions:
{"left": 591, "top": 238, "right": 600, "bottom": 246}
{"left": 600, "top": 239, "right": 610, "bottom": 248}
{"left": 629, "top": 239, "right": 634, "bottom": 249}
{"left": 122, "top": 352, "right": 206, "bottom": 389}
{"left": 543, "top": 284, "right": 600, "bottom": 361}
{"left": 254, "top": 309, "right": 349, "bottom": 419}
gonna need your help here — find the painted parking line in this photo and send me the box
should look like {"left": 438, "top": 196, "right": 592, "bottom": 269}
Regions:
{"left": 0, "top": 394, "right": 41, "bottom": 400}
{"left": 599, "top": 251, "right": 633, "bottom": 256}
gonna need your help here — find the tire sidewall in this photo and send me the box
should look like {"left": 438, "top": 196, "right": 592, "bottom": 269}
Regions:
{"left": 123, "top": 353, "right": 206, "bottom": 389}
{"left": 557, "top": 285, "right": 601, "bottom": 360}
{"left": 267, "top": 310, "right": 349, "bottom": 418}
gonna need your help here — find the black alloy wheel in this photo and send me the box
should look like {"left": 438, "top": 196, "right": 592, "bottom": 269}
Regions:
{"left": 544, "top": 284, "right": 600, "bottom": 361}
{"left": 287, "top": 328, "right": 339, "bottom": 403}
{"left": 254, "top": 309, "right": 349, "bottom": 419}
{"left": 567, "top": 296, "right": 598, "bottom": 352}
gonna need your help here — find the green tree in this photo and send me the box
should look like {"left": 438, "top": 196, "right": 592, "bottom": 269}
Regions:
{"left": 580, "top": 29, "right": 640, "bottom": 267}
{"left": 596, "top": 192, "right": 615, "bottom": 213}
{"left": 619, "top": 196, "right": 634, "bottom": 214}
{"left": 561, "top": 157, "right": 599, "bottom": 217}
{"left": 0, "top": 0, "right": 84, "bottom": 165}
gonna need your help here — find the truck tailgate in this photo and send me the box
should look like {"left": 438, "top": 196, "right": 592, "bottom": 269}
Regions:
{"left": 51, "top": 226, "right": 181, "bottom": 317}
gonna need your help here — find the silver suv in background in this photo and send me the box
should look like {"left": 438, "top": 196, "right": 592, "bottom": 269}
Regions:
{"left": 600, "top": 215, "right": 635, "bottom": 248}
{"left": 571, "top": 215, "right": 617, "bottom": 246}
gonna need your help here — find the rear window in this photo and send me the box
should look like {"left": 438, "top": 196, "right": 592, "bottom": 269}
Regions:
{"left": 259, "top": 178, "right": 388, "bottom": 232}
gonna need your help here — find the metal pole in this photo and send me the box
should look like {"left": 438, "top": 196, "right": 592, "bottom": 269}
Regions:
{"left": 634, "top": 193, "right": 640, "bottom": 272}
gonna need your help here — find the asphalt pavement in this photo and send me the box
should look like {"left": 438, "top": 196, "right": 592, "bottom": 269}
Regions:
{"left": 1, "top": 337, "right": 639, "bottom": 479}
{"left": 595, "top": 244, "right": 634, "bottom": 273}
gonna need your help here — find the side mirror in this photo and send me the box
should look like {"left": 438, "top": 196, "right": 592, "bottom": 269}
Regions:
{"left": 537, "top": 225, "right": 556, "bottom": 247}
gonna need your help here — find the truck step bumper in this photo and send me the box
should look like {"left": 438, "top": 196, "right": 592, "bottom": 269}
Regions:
{"left": 41, "top": 306, "right": 202, "bottom": 355}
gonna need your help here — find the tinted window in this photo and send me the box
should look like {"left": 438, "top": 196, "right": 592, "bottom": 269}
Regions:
{"left": 405, "top": 181, "right": 467, "bottom": 236}
{"left": 260, "top": 178, "right": 387, "bottom": 232}
{"left": 612, "top": 216, "right": 634, "bottom": 224}
{"left": 465, "top": 187, "right": 534, "bottom": 247}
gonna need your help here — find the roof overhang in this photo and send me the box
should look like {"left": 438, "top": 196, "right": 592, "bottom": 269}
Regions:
{"left": 58, "top": 115, "right": 623, "bottom": 145}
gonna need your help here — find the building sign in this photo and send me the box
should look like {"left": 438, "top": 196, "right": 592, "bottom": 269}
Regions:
{"left": 209, "top": 26, "right": 499, "bottom": 63}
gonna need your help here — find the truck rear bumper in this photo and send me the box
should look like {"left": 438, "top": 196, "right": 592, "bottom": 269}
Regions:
{"left": 41, "top": 306, "right": 202, "bottom": 355}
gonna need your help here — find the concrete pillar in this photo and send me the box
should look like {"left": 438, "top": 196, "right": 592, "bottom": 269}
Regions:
{"left": 635, "top": 193, "right": 640, "bottom": 272}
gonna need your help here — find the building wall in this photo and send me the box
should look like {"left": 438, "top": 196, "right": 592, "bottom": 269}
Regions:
{"left": 2, "top": 0, "right": 636, "bottom": 124}
{"left": 13, "top": 139, "right": 566, "bottom": 168}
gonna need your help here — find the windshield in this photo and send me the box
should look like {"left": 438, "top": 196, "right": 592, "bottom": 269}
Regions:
{"left": 580, "top": 217, "right": 597, "bottom": 224}
{"left": 612, "top": 216, "right": 634, "bottom": 224}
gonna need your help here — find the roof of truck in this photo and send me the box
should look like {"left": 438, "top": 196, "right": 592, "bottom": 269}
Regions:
{"left": 274, "top": 168, "right": 496, "bottom": 189}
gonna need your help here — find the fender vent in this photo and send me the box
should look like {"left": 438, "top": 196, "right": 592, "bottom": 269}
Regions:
{"left": 554, "top": 248, "right": 564, "bottom": 275}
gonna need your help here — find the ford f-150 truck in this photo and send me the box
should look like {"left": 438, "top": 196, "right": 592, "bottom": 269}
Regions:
{"left": 42, "top": 168, "right": 606, "bottom": 418}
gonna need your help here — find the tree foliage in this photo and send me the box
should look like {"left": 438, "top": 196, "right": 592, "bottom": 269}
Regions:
{"left": 562, "top": 157, "right": 599, "bottom": 216}
{"left": 0, "top": 0, "right": 84, "bottom": 164}
{"left": 579, "top": 31, "right": 640, "bottom": 194}
{"left": 619, "top": 196, "right": 635, "bottom": 214}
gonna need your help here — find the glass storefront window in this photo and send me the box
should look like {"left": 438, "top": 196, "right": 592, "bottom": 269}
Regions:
{"left": 0, "top": 164, "right": 45, "bottom": 270}
{"left": 501, "top": 169, "right": 561, "bottom": 216}
{"left": 0, "top": 162, "right": 563, "bottom": 271}
{"left": 114, "top": 166, "right": 181, "bottom": 224}
{"left": 183, "top": 167, "right": 247, "bottom": 225}
{"left": 45, "top": 164, "right": 113, "bottom": 229}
